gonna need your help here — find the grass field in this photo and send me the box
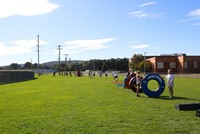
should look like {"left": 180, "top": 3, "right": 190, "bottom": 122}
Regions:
{"left": 0, "top": 74, "right": 200, "bottom": 134}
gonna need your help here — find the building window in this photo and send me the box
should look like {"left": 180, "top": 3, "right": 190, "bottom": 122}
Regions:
{"left": 169, "top": 62, "right": 176, "bottom": 69}
{"left": 157, "top": 62, "right": 164, "bottom": 69}
{"left": 184, "top": 62, "right": 187, "bottom": 68}
{"left": 194, "top": 61, "right": 198, "bottom": 68}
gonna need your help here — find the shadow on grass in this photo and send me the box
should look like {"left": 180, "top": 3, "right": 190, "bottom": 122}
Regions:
{"left": 140, "top": 94, "right": 199, "bottom": 101}
{"left": 154, "top": 96, "right": 200, "bottom": 101}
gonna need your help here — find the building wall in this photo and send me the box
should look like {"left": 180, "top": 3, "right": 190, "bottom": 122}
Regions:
{"left": 146, "top": 57, "right": 156, "bottom": 72}
{"left": 147, "top": 56, "right": 178, "bottom": 73}
{"left": 156, "top": 56, "right": 178, "bottom": 73}
{"left": 177, "top": 55, "right": 184, "bottom": 73}
{"left": 184, "top": 56, "right": 200, "bottom": 73}
{"left": 151, "top": 55, "right": 200, "bottom": 73}
{"left": 129, "top": 54, "right": 200, "bottom": 73}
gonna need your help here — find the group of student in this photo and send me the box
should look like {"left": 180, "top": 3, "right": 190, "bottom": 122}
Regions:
{"left": 124, "top": 69, "right": 174, "bottom": 98}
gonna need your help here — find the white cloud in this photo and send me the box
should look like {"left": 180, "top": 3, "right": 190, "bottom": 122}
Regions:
{"left": 181, "top": 8, "right": 200, "bottom": 22}
{"left": 128, "top": 41, "right": 140, "bottom": 44}
{"left": 128, "top": 10, "right": 150, "bottom": 18}
{"left": 131, "top": 44, "right": 150, "bottom": 49}
{"left": 189, "top": 9, "right": 200, "bottom": 18}
{"left": 0, "top": 39, "right": 48, "bottom": 56}
{"left": 0, "top": 0, "right": 59, "bottom": 19}
{"left": 151, "top": 12, "right": 165, "bottom": 19}
{"left": 128, "top": 10, "right": 164, "bottom": 19}
{"left": 63, "top": 38, "right": 116, "bottom": 54}
{"left": 139, "top": 2, "right": 157, "bottom": 7}
{"left": 129, "top": 2, "right": 164, "bottom": 19}
{"left": 129, "top": 41, "right": 150, "bottom": 49}
{"left": 193, "top": 23, "right": 200, "bottom": 26}
{"left": 181, "top": 17, "right": 200, "bottom": 22}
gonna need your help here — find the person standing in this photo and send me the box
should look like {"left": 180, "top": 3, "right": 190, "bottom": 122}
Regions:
{"left": 165, "top": 69, "right": 174, "bottom": 99}
{"left": 136, "top": 70, "right": 143, "bottom": 97}
{"left": 113, "top": 72, "right": 118, "bottom": 82}
{"left": 129, "top": 71, "right": 137, "bottom": 92}
{"left": 105, "top": 72, "right": 108, "bottom": 78}
{"left": 123, "top": 72, "right": 130, "bottom": 88}
{"left": 99, "top": 71, "right": 103, "bottom": 78}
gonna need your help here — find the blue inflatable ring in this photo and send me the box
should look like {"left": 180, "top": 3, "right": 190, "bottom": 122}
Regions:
{"left": 142, "top": 73, "right": 165, "bottom": 97}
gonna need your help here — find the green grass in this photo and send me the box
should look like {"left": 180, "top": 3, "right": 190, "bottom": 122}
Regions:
{"left": 0, "top": 74, "right": 200, "bottom": 134}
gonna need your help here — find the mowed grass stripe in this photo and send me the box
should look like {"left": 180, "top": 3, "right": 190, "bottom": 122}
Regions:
{"left": 0, "top": 75, "right": 200, "bottom": 134}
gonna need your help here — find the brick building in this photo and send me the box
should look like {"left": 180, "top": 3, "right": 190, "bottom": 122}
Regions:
{"left": 147, "top": 54, "right": 200, "bottom": 73}
{"left": 130, "top": 54, "right": 200, "bottom": 74}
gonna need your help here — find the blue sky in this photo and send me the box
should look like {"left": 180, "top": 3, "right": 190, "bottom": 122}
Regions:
{"left": 0, "top": 0, "right": 200, "bottom": 66}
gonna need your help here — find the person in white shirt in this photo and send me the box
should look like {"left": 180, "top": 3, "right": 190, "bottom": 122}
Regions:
{"left": 165, "top": 69, "right": 174, "bottom": 99}
{"left": 113, "top": 72, "right": 118, "bottom": 82}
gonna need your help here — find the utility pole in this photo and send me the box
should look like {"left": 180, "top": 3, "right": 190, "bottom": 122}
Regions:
{"left": 64, "top": 54, "right": 68, "bottom": 73}
{"left": 144, "top": 52, "right": 147, "bottom": 76}
{"left": 69, "top": 58, "right": 71, "bottom": 71}
{"left": 57, "top": 45, "right": 62, "bottom": 75}
{"left": 93, "top": 59, "right": 95, "bottom": 71}
{"left": 31, "top": 59, "right": 32, "bottom": 70}
{"left": 37, "top": 35, "right": 40, "bottom": 76}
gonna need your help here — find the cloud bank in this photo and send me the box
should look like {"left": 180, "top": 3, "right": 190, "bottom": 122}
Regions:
{"left": 0, "top": 0, "right": 59, "bottom": 18}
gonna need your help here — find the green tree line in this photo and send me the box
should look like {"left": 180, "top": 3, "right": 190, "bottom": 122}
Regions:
{"left": 0, "top": 58, "right": 129, "bottom": 72}
{"left": 1, "top": 54, "right": 153, "bottom": 73}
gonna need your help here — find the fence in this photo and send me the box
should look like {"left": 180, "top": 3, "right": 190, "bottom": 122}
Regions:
{"left": 174, "top": 74, "right": 200, "bottom": 78}
{"left": 159, "top": 73, "right": 200, "bottom": 78}
{"left": 0, "top": 70, "right": 35, "bottom": 84}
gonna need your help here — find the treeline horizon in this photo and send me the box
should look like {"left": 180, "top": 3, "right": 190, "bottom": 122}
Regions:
{"left": 0, "top": 58, "right": 130, "bottom": 72}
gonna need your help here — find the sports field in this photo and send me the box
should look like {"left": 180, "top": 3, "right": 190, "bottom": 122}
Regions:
{"left": 0, "top": 74, "right": 200, "bottom": 134}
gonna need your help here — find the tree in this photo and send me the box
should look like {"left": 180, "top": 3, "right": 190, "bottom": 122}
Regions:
{"left": 138, "top": 60, "right": 153, "bottom": 73}
{"left": 40, "top": 64, "right": 50, "bottom": 69}
{"left": 10, "top": 63, "right": 20, "bottom": 70}
{"left": 145, "top": 61, "right": 153, "bottom": 72}
{"left": 60, "top": 63, "right": 66, "bottom": 71}
{"left": 129, "top": 54, "right": 144, "bottom": 71}
{"left": 24, "top": 62, "right": 32, "bottom": 69}
{"left": 33, "top": 63, "right": 38, "bottom": 69}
